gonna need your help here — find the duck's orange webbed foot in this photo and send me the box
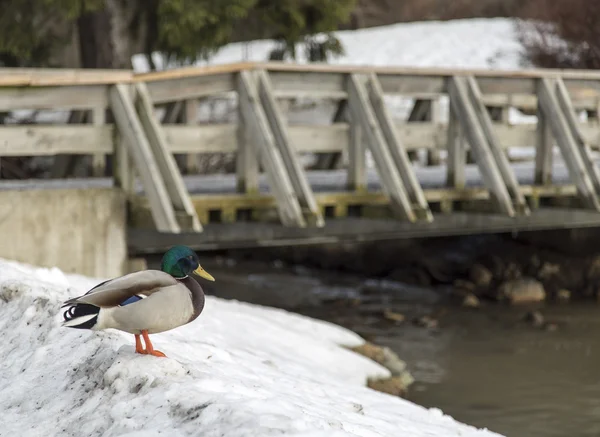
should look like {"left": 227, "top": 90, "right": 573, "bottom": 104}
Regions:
{"left": 140, "top": 329, "right": 168, "bottom": 358}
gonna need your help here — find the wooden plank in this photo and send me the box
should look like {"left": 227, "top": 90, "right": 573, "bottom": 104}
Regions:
{"left": 446, "top": 106, "right": 466, "bottom": 189}
{"left": 0, "top": 125, "right": 113, "bottom": 155}
{"left": 149, "top": 121, "right": 600, "bottom": 155}
{"left": 109, "top": 83, "right": 180, "bottom": 233}
{"left": 465, "top": 76, "right": 530, "bottom": 215}
{"left": 537, "top": 78, "right": 600, "bottom": 210}
{"left": 0, "top": 85, "right": 109, "bottom": 111}
{"left": 448, "top": 76, "right": 515, "bottom": 216}
{"left": 347, "top": 73, "right": 416, "bottom": 221}
{"left": 134, "top": 82, "right": 202, "bottom": 232}
{"left": 365, "top": 73, "right": 432, "bottom": 221}
{"left": 237, "top": 70, "right": 306, "bottom": 227}
{"left": 91, "top": 107, "right": 106, "bottom": 177}
{"left": 144, "top": 73, "right": 236, "bottom": 104}
{"left": 268, "top": 71, "right": 346, "bottom": 98}
{"left": 255, "top": 70, "right": 324, "bottom": 227}
{"left": 535, "top": 96, "right": 553, "bottom": 185}
{"left": 0, "top": 120, "right": 569, "bottom": 160}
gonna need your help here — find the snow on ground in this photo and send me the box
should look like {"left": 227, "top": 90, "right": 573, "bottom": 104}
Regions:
{"left": 133, "top": 18, "right": 526, "bottom": 72}
{"left": 0, "top": 259, "right": 503, "bottom": 437}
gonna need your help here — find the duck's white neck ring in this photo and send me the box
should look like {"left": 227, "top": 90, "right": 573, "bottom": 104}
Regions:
{"left": 174, "top": 275, "right": 188, "bottom": 280}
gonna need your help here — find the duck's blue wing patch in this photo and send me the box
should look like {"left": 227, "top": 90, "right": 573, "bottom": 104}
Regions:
{"left": 119, "top": 294, "right": 145, "bottom": 306}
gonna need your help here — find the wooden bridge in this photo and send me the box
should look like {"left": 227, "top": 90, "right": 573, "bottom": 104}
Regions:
{"left": 3, "top": 62, "right": 600, "bottom": 258}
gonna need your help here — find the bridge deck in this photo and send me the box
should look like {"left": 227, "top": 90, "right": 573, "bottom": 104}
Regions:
{"left": 128, "top": 209, "right": 600, "bottom": 254}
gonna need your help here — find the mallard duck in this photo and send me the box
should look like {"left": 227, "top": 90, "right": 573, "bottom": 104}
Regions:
{"left": 61, "top": 245, "right": 215, "bottom": 357}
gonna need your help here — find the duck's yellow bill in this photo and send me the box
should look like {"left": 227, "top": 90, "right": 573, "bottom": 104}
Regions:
{"left": 194, "top": 266, "right": 215, "bottom": 281}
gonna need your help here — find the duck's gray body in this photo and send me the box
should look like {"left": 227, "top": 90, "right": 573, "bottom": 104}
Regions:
{"left": 62, "top": 270, "right": 205, "bottom": 335}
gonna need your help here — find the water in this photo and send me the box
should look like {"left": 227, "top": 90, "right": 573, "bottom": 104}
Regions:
{"left": 191, "top": 258, "right": 600, "bottom": 437}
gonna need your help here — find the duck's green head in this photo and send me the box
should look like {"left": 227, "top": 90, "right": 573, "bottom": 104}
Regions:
{"left": 160, "top": 245, "right": 215, "bottom": 281}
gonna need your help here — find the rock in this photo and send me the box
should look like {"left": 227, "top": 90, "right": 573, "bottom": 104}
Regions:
{"left": 350, "top": 342, "right": 411, "bottom": 378}
{"left": 557, "top": 289, "right": 571, "bottom": 302}
{"left": 367, "top": 375, "right": 413, "bottom": 397}
{"left": 538, "top": 262, "right": 561, "bottom": 280}
{"left": 382, "top": 310, "right": 405, "bottom": 324}
{"left": 469, "top": 264, "right": 493, "bottom": 288}
{"left": 502, "top": 262, "right": 522, "bottom": 281}
{"left": 588, "top": 255, "right": 600, "bottom": 280}
{"left": 453, "top": 279, "right": 476, "bottom": 293}
{"left": 413, "top": 315, "right": 438, "bottom": 329}
{"left": 498, "top": 278, "right": 546, "bottom": 304}
{"left": 462, "top": 293, "right": 480, "bottom": 308}
{"left": 524, "top": 310, "right": 545, "bottom": 328}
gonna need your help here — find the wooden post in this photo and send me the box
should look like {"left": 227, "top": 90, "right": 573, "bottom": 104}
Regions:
{"left": 236, "top": 100, "right": 259, "bottom": 194}
{"left": 347, "top": 112, "right": 366, "bottom": 192}
{"left": 535, "top": 93, "right": 553, "bottom": 185}
{"left": 91, "top": 106, "right": 106, "bottom": 177}
{"left": 113, "top": 124, "right": 135, "bottom": 197}
{"left": 427, "top": 99, "right": 442, "bottom": 166}
{"left": 446, "top": 105, "right": 466, "bottom": 189}
{"left": 183, "top": 99, "right": 200, "bottom": 174}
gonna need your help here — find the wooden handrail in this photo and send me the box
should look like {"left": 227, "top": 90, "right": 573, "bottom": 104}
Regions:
{"left": 3, "top": 61, "right": 600, "bottom": 88}
{"left": 0, "top": 68, "right": 133, "bottom": 86}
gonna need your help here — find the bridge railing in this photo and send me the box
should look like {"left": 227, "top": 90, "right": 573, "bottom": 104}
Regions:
{"left": 2, "top": 62, "right": 600, "bottom": 232}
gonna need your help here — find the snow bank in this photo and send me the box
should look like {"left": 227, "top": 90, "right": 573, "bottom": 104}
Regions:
{"left": 0, "top": 259, "right": 503, "bottom": 436}
{"left": 133, "top": 18, "right": 525, "bottom": 71}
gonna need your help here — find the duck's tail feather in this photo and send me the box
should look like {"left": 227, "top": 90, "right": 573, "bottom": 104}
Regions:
{"left": 62, "top": 303, "right": 100, "bottom": 329}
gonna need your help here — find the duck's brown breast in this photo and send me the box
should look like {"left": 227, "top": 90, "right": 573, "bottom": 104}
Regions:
{"left": 179, "top": 276, "right": 206, "bottom": 323}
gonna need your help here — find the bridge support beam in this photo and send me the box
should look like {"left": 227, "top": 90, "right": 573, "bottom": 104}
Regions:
{"left": 448, "top": 76, "right": 528, "bottom": 217}
{"left": 134, "top": 82, "right": 202, "bottom": 231}
{"left": 255, "top": 70, "right": 324, "bottom": 227}
{"left": 537, "top": 78, "right": 600, "bottom": 210}
{"left": 109, "top": 84, "right": 181, "bottom": 233}
{"left": 237, "top": 70, "right": 310, "bottom": 227}
{"left": 347, "top": 73, "right": 433, "bottom": 222}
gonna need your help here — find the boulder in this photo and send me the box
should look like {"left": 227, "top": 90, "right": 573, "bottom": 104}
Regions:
{"left": 469, "top": 264, "right": 493, "bottom": 288}
{"left": 498, "top": 278, "right": 546, "bottom": 304}
{"left": 462, "top": 293, "right": 480, "bottom": 308}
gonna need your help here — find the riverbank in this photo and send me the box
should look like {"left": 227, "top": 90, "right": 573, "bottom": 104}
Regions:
{"left": 218, "top": 229, "right": 600, "bottom": 307}
{"left": 0, "top": 258, "right": 501, "bottom": 437}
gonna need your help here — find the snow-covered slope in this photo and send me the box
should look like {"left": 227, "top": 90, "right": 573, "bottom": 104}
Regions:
{"left": 0, "top": 259, "right": 503, "bottom": 437}
{"left": 133, "top": 18, "right": 525, "bottom": 72}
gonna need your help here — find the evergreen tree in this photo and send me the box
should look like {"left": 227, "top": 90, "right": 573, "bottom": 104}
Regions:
{"left": 0, "top": 0, "right": 356, "bottom": 69}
